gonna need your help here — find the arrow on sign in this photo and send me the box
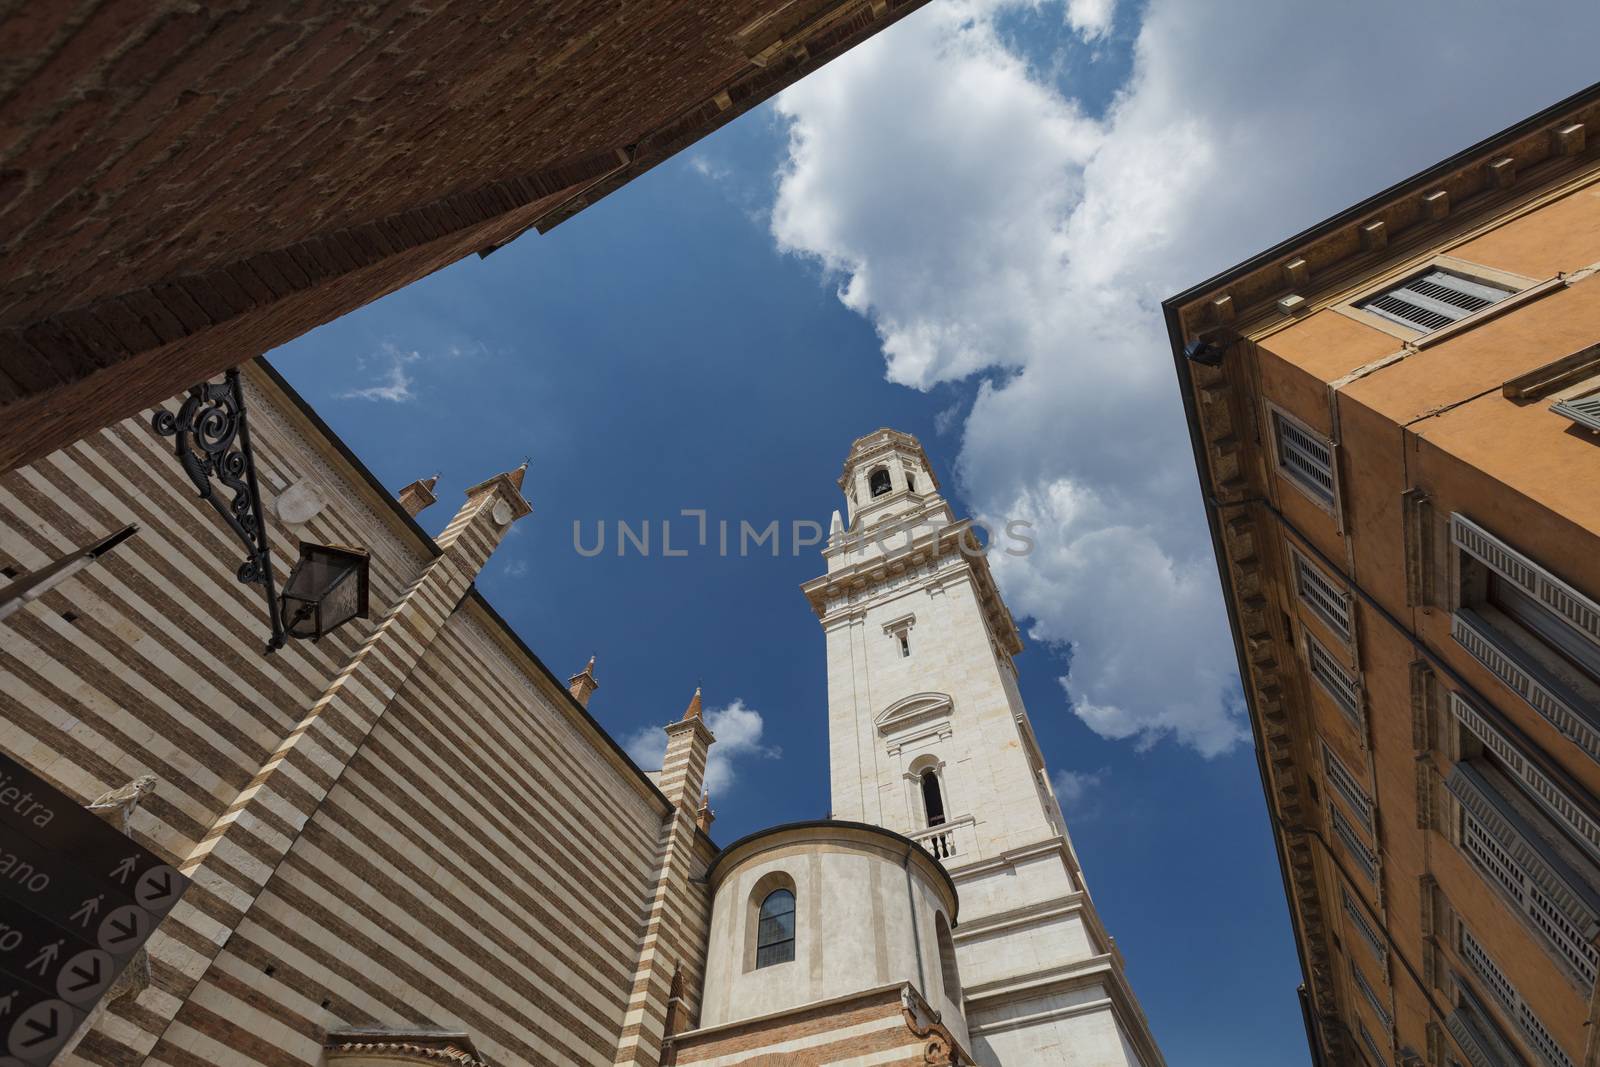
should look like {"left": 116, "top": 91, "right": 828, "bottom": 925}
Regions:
{"left": 70, "top": 895, "right": 102, "bottom": 929}
{"left": 97, "top": 906, "right": 146, "bottom": 954}
{"left": 134, "top": 865, "right": 183, "bottom": 914}
{"left": 109, "top": 856, "right": 138, "bottom": 884}
{"left": 14, "top": 1003, "right": 59, "bottom": 1049}
{"left": 61, "top": 955, "right": 101, "bottom": 996}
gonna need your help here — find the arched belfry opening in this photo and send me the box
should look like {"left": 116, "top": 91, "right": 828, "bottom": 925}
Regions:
{"left": 921, "top": 769, "right": 946, "bottom": 827}
{"left": 869, "top": 466, "right": 893, "bottom": 497}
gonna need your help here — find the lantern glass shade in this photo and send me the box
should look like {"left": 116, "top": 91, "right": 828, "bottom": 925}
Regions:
{"left": 279, "top": 542, "right": 370, "bottom": 641}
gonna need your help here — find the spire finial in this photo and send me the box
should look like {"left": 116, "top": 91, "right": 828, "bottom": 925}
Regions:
{"left": 507, "top": 457, "right": 529, "bottom": 491}
{"left": 567, "top": 654, "right": 600, "bottom": 707}
{"left": 682, "top": 685, "right": 703, "bottom": 721}
{"left": 397, "top": 473, "right": 441, "bottom": 517}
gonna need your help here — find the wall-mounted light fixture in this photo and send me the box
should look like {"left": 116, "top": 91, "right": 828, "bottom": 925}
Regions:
{"left": 279, "top": 542, "right": 370, "bottom": 642}
{"left": 153, "top": 369, "right": 373, "bottom": 654}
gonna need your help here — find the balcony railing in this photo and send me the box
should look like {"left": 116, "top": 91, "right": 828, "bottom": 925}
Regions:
{"left": 909, "top": 815, "right": 975, "bottom": 863}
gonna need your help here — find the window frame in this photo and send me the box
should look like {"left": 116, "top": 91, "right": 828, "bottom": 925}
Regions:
{"left": 743, "top": 872, "right": 799, "bottom": 973}
{"left": 1265, "top": 401, "right": 1342, "bottom": 518}
{"left": 1458, "top": 921, "right": 1577, "bottom": 1067}
{"left": 754, "top": 887, "right": 796, "bottom": 970}
{"left": 1342, "top": 884, "right": 1388, "bottom": 967}
{"left": 1331, "top": 801, "right": 1378, "bottom": 883}
{"left": 1445, "top": 760, "right": 1600, "bottom": 989}
{"left": 1306, "top": 628, "right": 1364, "bottom": 729}
{"left": 1290, "top": 544, "right": 1355, "bottom": 645}
{"left": 1323, "top": 741, "right": 1375, "bottom": 831}
{"left": 1332, "top": 255, "right": 1538, "bottom": 344}
{"left": 1448, "top": 513, "right": 1600, "bottom": 765}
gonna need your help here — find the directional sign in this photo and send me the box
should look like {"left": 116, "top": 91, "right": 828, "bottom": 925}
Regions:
{"left": 0, "top": 754, "right": 188, "bottom": 1064}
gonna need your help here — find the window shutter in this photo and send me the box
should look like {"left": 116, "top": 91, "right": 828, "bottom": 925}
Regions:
{"left": 1552, "top": 394, "right": 1600, "bottom": 433}
{"left": 1352, "top": 962, "right": 1393, "bottom": 1029}
{"left": 1272, "top": 410, "right": 1336, "bottom": 506}
{"left": 1294, "top": 550, "right": 1353, "bottom": 642}
{"left": 1332, "top": 802, "right": 1378, "bottom": 883}
{"left": 1324, "top": 743, "right": 1375, "bottom": 830}
{"left": 1360, "top": 270, "right": 1512, "bottom": 333}
{"left": 1450, "top": 611, "right": 1600, "bottom": 766}
{"left": 1343, "top": 885, "right": 1387, "bottom": 965}
{"left": 1447, "top": 983, "right": 1520, "bottom": 1067}
{"left": 1460, "top": 925, "right": 1576, "bottom": 1067}
{"left": 1309, "top": 634, "right": 1363, "bottom": 724}
{"left": 1450, "top": 691, "right": 1600, "bottom": 865}
{"left": 1446, "top": 763, "right": 1600, "bottom": 984}
{"left": 1452, "top": 514, "right": 1600, "bottom": 649}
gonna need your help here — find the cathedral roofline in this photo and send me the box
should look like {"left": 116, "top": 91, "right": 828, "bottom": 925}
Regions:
{"left": 248, "top": 356, "right": 675, "bottom": 820}
{"left": 708, "top": 819, "right": 960, "bottom": 923}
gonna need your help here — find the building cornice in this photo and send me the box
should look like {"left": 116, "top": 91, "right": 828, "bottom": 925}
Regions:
{"left": 962, "top": 954, "right": 1167, "bottom": 1067}
{"left": 1164, "top": 82, "right": 1600, "bottom": 347}
{"left": 802, "top": 519, "right": 1024, "bottom": 655}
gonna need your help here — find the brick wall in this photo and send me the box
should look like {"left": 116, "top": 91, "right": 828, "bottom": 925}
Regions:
{"left": 0, "top": 0, "right": 932, "bottom": 473}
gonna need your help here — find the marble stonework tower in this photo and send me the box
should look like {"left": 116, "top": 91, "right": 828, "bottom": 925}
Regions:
{"left": 803, "top": 429, "right": 1165, "bottom": 1066}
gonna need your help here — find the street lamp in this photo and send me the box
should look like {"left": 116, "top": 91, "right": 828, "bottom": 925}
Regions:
{"left": 279, "top": 542, "right": 370, "bottom": 642}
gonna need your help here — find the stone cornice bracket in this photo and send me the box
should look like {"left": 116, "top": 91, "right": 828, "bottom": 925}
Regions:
{"left": 899, "top": 984, "right": 964, "bottom": 1065}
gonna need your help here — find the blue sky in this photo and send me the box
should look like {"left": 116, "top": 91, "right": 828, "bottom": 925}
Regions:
{"left": 268, "top": 2, "right": 1600, "bottom": 1062}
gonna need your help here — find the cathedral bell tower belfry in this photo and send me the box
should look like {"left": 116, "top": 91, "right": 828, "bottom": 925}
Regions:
{"left": 802, "top": 429, "right": 1166, "bottom": 1067}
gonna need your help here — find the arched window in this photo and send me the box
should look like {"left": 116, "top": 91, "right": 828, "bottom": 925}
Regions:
{"left": 936, "top": 914, "right": 962, "bottom": 1007}
{"left": 921, "top": 769, "right": 946, "bottom": 827}
{"left": 755, "top": 888, "right": 796, "bottom": 967}
{"left": 869, "top": 467, "right": 892, "bottom": 498}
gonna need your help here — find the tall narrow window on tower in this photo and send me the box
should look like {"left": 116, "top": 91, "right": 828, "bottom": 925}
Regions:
{"left": 870, "top": 467, "right": 892, "bottom": 497}
{"left": 899, "top": 631, "right": 911, "bottom": 658}
{"left": 922, "top": 770, "right": 947, "bottom": 827}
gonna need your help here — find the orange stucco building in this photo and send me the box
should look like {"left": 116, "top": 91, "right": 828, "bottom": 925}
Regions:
{"left": 1167, "top": 84, "right": 1600, "bottom": 1066}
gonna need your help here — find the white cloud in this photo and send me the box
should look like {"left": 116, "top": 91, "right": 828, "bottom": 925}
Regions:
{"left": 933, "top": 400, "right": 963, "bottom": 436}
{"left": 1065, "top": 0, "right": 1115, "bottom": 42}
{"left": 769, "top": 0, "right": 1600, "bottom": 756}
{"left": 340, "top": 342, "right": 420, "bottom": 403}
{"left": 1052, "top": 766, "right": 1108, "bottom": 806}
{"left": 689, "top": 154, "right": 731, "bottom": 183}
{"left": 623, "top": 698, "right": 780, "bottom": 794}
{"left": 502, "top": 559, "right": 529, "bottom": 578}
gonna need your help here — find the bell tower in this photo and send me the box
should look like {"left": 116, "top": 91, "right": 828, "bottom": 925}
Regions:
{"left": 803, "top": 428, "right": 1165, "bottom": 1067}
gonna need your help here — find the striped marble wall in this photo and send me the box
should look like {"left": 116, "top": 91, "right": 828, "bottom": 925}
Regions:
{"left": 0, "top": 360, "right": 711, "bottom": 1066}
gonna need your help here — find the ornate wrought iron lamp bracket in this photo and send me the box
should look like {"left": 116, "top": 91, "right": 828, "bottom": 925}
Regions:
{"left": 151, "top": 368, "right": 286, "bottom": 652}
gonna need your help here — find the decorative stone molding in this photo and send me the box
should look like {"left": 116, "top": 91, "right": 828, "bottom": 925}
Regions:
{"left": 900, "top": 984, "right": 965, "bottom": 1065}
{"left": 1174, "top": 96, "right": 1600, "bottom": 341}
{"left": 324, "top": 1028, "right": 491, "bottom": 1066}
